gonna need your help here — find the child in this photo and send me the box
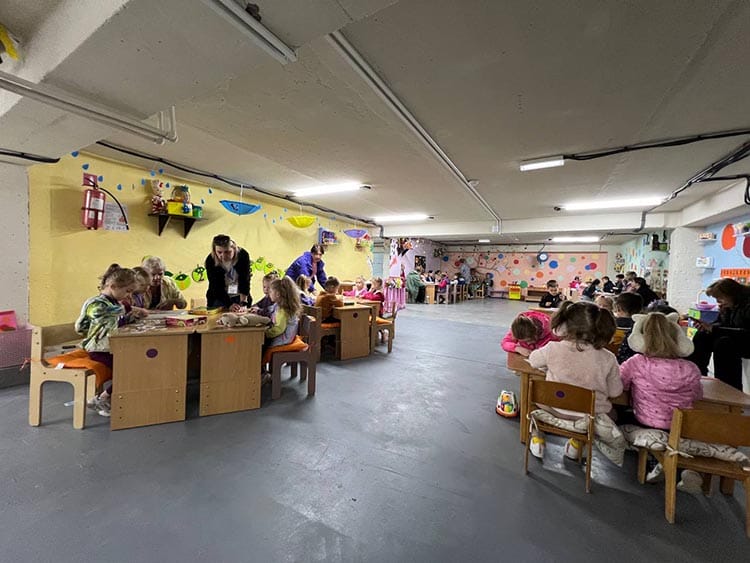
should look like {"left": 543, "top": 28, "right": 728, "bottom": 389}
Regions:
{"left": 595, "top": 295, "right": 613, "bottom": 311}
{"left": 76, "top": 264, "right": 138, "bottom": 417}
{"left": 124, "top": 266, "right": 151, "bottom": 317}
{"left": 262, "top": 276, "right": 302, "bottom": 381}
{"left": 614, "top": 292, "right": 644, "bottom": 364}
{"left": 569, "top": 276, "right": 582, "bottom": 289}
{"left": 601, "top": 276, "right": 615, "bottom": 293}
{"left": 527, "top": 302, "right": 626, "bottom": 465}
{"left": 581, "top": 278, "right": 601, "bottom": 301}
{"left": 501, "top": 310, "right": 557, "bottom": 357}
{"left": 614, "top": 273, "right": 625, "bottom": 294}
{"left": 436, "top": 272, "right": 449, "bottom": 303}
{"left": 343, "top": 276, "right": 368, "bottom": 298}
{"left": 250, "top": 272, "right": 279, "bottom": 317}
{"left": 361, "top": 276, "right": 385, "bottom": 315}
{"left": 620, "top": 312, "right": 702, "bottom": 483}
{"left": 294, "top": 275, "right": 315, "bottom": 306}
{"left": 315, "top": 276, "right": 344, "bottom": 323}
{"left": 539, "top": 280, "right": 565, "bottom": 309}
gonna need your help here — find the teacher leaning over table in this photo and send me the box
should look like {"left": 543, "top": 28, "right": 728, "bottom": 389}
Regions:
{"left": 205, "top": 234, "right": 253, "bottom": 311}
{"left": 286, "top": 244, "right": 328, "bottom": 292}
{"left": 141, "top": 256, "right": 187, "bottom": 310}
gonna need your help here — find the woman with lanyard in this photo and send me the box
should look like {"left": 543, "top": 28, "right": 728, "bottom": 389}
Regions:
{"left": 205, "top": 234, "right": 252, "bottom": 311}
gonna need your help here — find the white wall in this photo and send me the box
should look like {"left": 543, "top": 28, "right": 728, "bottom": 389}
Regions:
{"left": 0, "top": 163, "right": 30, "bottom": 324}
{"left": 667, "top": 227, "right": 703, "bottom": 313}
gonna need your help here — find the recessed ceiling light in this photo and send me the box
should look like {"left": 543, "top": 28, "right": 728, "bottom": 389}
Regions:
{"left": 292, "top": 183, "right": 364, "bottom": 197}
{"left": 373, "top": 213, "right": 430, "bottom": 223}
{"left": 478, "top": 239, "right": 490, "bottom": 243}
{"left": 560, "top": 197, "right": 665, "bottom": 211}
{"left": 550, "top": 236, "right": 601, "bottom": 243}
{"left": 519, "top": 156, "right": 565, "bottom": 172}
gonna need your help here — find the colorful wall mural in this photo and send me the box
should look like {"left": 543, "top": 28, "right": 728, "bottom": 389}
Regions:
{"left": 698, "top": 212, "right": 750, "bottom": 287}
{"left": 439, "top": 251, "right": 609, "bottom": 289}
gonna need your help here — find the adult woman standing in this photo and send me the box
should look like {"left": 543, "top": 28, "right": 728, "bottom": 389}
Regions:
{"left": 688, "top": 278, "right": 750, "bottom": 390}
{"left": 285, "top": 244, "right": 328, "bottom": 292}
{"left": 141, "top": 256, "right": 187, "bottom": 310}
{"left": 632, "top": 277, "right": 659, "bottom": 308}
{"left": 205, "top": 234, "right": 252, "bottom": 311}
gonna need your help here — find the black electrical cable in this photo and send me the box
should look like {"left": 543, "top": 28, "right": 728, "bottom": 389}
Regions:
{"left": 564, "top": 127, "right": 750, "bottom": 162}
{"left": 95, "top": 140, "right": 377, "bottom": 227}
{"left": 0, "top": 148, "right": 60, "bottom": 164}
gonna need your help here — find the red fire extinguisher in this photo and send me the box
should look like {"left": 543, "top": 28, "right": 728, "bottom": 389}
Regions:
{"left": 81, "top": 187, "right": 106, "bottom": 229}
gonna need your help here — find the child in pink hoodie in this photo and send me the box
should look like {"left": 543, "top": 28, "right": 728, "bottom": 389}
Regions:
{"left": 501, "top": 310, "right": 556, "bottom": 357}
{"left": 620, "top": 312, "right": 702, "bottom": 430}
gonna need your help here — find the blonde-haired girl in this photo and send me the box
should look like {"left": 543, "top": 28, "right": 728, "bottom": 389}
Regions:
{"left": 265, "top": 276, "right": 301, "bottom": 347}
{"left": 75, "top": 264, "right": 139, "bottom": 416}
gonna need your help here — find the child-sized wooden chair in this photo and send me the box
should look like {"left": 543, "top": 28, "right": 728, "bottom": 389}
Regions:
{"left": 302, "top": 304, "right": 340, "bottom": 361}
{"left": 265, "top": 315, "right": 318, "bottom": 400}
{"left": 29, "top": 324, "right": 97, "bottom": 430}
{"left": 376, "top": 301, "right": 399, "bottom": 353}
{"left": 523, "top": 379, "right": 596, "bottom": 493}
{"left": 661, "top": 408, "right": 750, "bottom": 537}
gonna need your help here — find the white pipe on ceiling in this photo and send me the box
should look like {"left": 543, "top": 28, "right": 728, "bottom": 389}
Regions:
{"left": 326, "top": 30, "right": 501, "bottom": 232}
{"left": 203, "top": 0, "right": 297, "bottom": 65}
{"left": 0, "top": 69, "right": 177, "bottom": 145}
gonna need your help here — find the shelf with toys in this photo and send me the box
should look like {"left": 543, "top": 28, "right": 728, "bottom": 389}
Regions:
{"left": 148, "top": 180, "right": 203, "bottom": 238}
{"left": 318, "top": 227, "right": 338, "bottom": 246}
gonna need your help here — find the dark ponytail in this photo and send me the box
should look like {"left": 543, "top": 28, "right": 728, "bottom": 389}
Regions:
{"left": 99, "top": 263, "right": 136, "bottom": 290}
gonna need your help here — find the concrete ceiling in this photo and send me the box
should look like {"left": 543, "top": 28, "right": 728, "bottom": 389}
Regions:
{"left": 2, "top": 0, "right": 750, "bottom": 242}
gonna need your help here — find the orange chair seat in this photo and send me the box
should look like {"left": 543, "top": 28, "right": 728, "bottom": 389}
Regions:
{"left": 262, "top": 335, "right": 309, "bottom": 364}
{"left": 376, "top": 317, "right": 393, "bottom": 325}
{"left": 320, "top": 322, "right": 341, "bottom": 329}
{"left": 45, "top": 349, "right": 112, "bottom": 387}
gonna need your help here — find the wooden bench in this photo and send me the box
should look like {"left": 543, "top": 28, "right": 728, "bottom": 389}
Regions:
{"left": 29, "top": 324, "right": 97, "bottom": 430}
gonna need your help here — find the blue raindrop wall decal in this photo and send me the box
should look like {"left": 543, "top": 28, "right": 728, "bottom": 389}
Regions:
{"left": 97, "top": 175, "right": 104, "bottom": 182}
{"left": 150, "top": 170, "right": 155, "bottom": 176}
{"left": 71, "top": 151, "right": 79, "bottom": 157}
{"left": 208, "top": 188, "right": 213, "bottom": 194}
{"left": 116, "top": 184, "right": 122, "bottom": 191}
{"left": 82, "top": 163, "right": 89, "bottom": 170}
{"left": 158, "top": 168, "right": 164, "bottom": 174}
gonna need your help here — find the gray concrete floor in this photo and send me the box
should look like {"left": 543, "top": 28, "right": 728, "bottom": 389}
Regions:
{"left": 1, "top": 299, "right": 747, "bottom": 562}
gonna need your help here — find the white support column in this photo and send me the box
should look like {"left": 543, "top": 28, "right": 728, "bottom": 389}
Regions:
{"left": 0, "top": 162, "right": 29, "bottom": 323}
{"left": 667, "top": 227, "right": 703, "bottom": 313}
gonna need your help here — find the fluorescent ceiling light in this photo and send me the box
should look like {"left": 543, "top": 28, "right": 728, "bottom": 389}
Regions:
{"left": 204, "top": 0, "right": 297, "bottom": 65}
{"left": 551, "top": 236, "right": 601, "bottom": 243}
{"left": 561, "top": 197, "right": 665, "bottom": 211}
{"left": 478, "top": 239, "right": 490, "bottom": 243}
{"left": 292, "top": 183, "right": 363, "bottom": 197}
{"left": 519, "top": 156, "right": 565, "bottom": 172}
{"left": 373, "top": 213, "right": 429, "bottom": 223}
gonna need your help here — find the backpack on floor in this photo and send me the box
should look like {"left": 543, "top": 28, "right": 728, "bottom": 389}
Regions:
{"left": 496, "top": 390, "right": 518, "bottom": 418}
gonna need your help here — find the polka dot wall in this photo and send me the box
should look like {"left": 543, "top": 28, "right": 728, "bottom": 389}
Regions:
{"left": 444, "top": 251, "right": 608, "bottom": 288}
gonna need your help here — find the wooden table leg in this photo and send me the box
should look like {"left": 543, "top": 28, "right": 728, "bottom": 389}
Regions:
{"left": 520, "top": 372, "right": 530, "bottom": 444}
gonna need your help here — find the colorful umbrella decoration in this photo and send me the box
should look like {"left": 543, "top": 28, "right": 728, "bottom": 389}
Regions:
{"left": 287, "top": 215, "right": 316, "bottom": 228}
{"left": 343, "top": 228, "right": 368, "bottom": 239}
{"left": 219, "top": 184, "right": 261, "bottom": 215}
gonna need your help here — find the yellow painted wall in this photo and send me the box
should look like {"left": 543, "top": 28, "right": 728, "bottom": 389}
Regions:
{"left": 28, "top": 153, "right": 372, "bottom": 325}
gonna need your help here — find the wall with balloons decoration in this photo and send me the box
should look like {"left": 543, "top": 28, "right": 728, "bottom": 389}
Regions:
{"left": 440, "top": 250, "right": 609, "bottom": 290}
{"left": 698, "top": 211, "right": 750, "bottom": 287}
{"left": 27, "top": 153, "right": 373, "bottom": 326}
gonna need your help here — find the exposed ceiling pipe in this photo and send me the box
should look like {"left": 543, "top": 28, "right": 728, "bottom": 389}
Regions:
{"left": 0, "top": 69, "right": 177, "bottom": 145}
{"left": 326, "top": 30, "right": 502, "bottom": 233}
{"left": 634, "top": 138, "right": 750, "bottom": 231}
{"left": 203, "top": 0, "right": 297, "bottom": 65}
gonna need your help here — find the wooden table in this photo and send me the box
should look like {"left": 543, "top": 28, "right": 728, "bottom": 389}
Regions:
{"left": 333, "top": 305, "right": 371, "bottom": 360}
{"left": 424, "top": 283, "right": 436, "bottom": 304}
{"left": 506, "top": 351, "right": 750, "bottom": 443}
{"left": 109, "top": 325, "right": 194, "bottom": 430}
{"left": 196, "top": 321, "right": 266, "bottom": 416}
{"left": 356, "top": 299, "right": 382, "bottom": 352}
{"left": 524, "top": 286, "right": 548, "bottom": 303}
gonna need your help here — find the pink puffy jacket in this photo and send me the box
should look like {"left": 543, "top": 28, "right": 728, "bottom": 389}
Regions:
{"left": 501, "top": 310, "right": 557, "bottom": 353}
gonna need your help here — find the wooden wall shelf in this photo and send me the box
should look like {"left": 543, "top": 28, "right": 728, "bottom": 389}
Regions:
{"left": 149, "top": 213, "right": 203, "bottom": 238}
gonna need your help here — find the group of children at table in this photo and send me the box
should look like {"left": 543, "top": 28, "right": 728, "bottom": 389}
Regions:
{"left": 75, "top": 260, "right": 387, "bottom": 417}
{"left": 502, "top": 289, "right": 708, "bottom": 486}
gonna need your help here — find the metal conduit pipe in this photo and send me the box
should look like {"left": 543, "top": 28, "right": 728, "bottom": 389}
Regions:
{"left": 0, "top": 70, "right": 177, "bottom": 145}
{"left": 326, "top": 31, "right": 501, "bottom": 232}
